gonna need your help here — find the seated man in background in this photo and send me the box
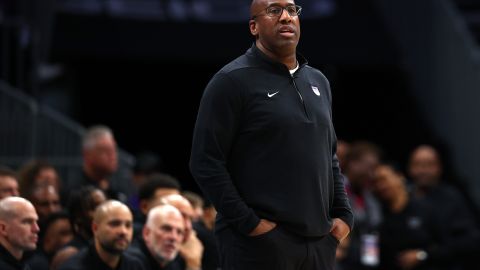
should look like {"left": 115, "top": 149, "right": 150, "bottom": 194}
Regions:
{"left": 407, "top": 145, "right": 480, "bottom": 269}
{"left": 51, "top": 186, "right": 107, "bottom": 270}
{"left": 0, "top": 197, "right": 39, "bottom": 270}
{"left": 58, "top": 200, "right": 143, "bottom": 270}
{"left": 68, "top": 125, "right": 130, "bottom": 203}
{"left": 26, "top": 211, "right": 73, "bottom": 270}
{"left": 373, "top": 162, "right": 479, "bottom": 270}
{"left": 128, "top": 204, "right": 185, "bottom": 270}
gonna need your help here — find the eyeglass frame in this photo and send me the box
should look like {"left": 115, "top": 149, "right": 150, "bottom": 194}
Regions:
{"left": 251, "top": 4, "right": 302, "bottom": 20}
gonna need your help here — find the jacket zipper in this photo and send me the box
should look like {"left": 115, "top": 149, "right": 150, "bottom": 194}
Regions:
{"left": 292, "top": 77, "right": 310, "bottom": 120}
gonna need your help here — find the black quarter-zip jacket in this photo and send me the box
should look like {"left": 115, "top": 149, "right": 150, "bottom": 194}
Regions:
{"left": 190, "top": 44, "right": 353, "bottom": 237}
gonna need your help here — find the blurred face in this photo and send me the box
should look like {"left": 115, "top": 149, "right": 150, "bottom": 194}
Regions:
{"left": 192, "top": 206, "right": 204, "bottom": 222}
{"left": 372, "top": 165, "right": 404, "bottom": 203}
{"left": 165, "top": 198, "right": 194, "bottom": 242}
{"left": 154, "top": 189, "right": 180, "bottom": 200}
{"left": 0, "top": 202, "right": 39, "bottom": 252}
{"left": 250, "top": 0, "right": 301, "bottom": 55}
{"left": 142, "top": 189, "right": 180, "bottom": 215}
{"left": 336, "top": 141, "right": 349, "bottom": 170}
{"left": 144, "top": 211, "right": 185, "bottom": 263}
{"left": 203, "top": 206, "right": 217, "bottom": 229}
{"left": 346, "top": 153, "right": 379, "bottom": 188}
{"left": 83, "top": 190, "right": 107, "bottom": 234}
{"left": 93, "top": 206, "right": 133, "bottom": 254}
{"left": 408, "top": 146, "right": 442, "bottom": 188}
{"left": 43, "top": 218, "right": 73, "bottom": 254}
{"left": 35, "top": 168, "right": 60, "bottom": 191}
{"left": 85, "top": 135, "right": 118, "bottom": 177}
{"left": 0, "top": 176, "right": 19, "bottom": 199}
{"left": 32, "top": 186, "right": 61, "bottom": 221}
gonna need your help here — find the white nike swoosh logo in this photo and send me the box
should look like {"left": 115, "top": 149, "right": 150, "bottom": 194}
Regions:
{"left": 268, "top": 91, "right": 279, "bottom": 98}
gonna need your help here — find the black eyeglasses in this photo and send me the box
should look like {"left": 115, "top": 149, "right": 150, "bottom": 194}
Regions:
{"left": 252, "top": 5, "right": 302, "bottom": 19}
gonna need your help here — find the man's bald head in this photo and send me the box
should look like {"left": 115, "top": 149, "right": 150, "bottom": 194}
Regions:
{"left": 93, "top": 200, "right": 131, "bottom": 224}
{"left": 0, "top": 197, "right": 39, "bottom": 259}
{"left": 91, "top": 200, "right": 133, "bottom": 257}
{"left": 161, "top": 194, "right": 194, "bottom": 218}
{"left": 0, "top": 197, "right": 34, "bottom": 221}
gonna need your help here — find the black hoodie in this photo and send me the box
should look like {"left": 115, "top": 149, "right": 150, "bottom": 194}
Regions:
{"left": 190, "top": 44, "right": 353, "bottom": 237}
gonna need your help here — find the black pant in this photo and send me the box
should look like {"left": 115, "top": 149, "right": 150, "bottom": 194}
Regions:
{"left": 216, "top": 225, "right": 338, "bottom": 270}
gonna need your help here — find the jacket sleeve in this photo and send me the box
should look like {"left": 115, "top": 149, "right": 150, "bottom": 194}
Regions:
{"left": 323, "top": 75, "right": 354, "bottom": 230}
{"left": 189, "top": 72, "right": 260, "bottom": 235}
{"left": 331, "top": 136, "right": 354, "bottom": 231}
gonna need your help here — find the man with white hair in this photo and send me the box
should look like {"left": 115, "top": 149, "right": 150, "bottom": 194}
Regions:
{"left": 128, "top": 204, "right": 186, "bottom": 270}
{"left": 0, "top": 197, "right": 40, "bottom": 270}
{"left": 58, "top": 200, "right": 143, "bottom": 270}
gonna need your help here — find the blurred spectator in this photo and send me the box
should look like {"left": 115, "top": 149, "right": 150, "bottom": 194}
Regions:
{"left": 51, "top": 186, "right": 107, "bottom": 270}
{"left": 133, "top": 151, "right": 165, "bottom": 188}
{"left": 17, "top": 160, "right": 61, "bottom": 199}
{"left": 127, "top": 204, "right": 186, "bottom": 269}
{"left": 67, "top": 125, "right": 129, "bottom": 203}
{"left": 182, "top": 192, "right": 219, "bottom": 270}
{"left": 58, "top": 200, "right": 143, "bottom": 270}
{"left": 26, "top": 211, "right": 73, "bottom": 270}
{"left": 192, "top": 198, "right": 219, "bottom": 270}
{"left": 343, "top": 141, "right": 383, "bottom": 269}
{"left": 133, "top": 173, "right": 181, "bottom": 239}
{"left": 407, "top": 145, "right": 480, "bottom": 269}
{"left": 408, "top": 144, "right": 449, "bottom": 195}
{"left": 129, "top": 151, "right": 166, "bottom": 211}
{"left": 182, "top": 191, "right": 204, "bottom": 222}
{"left": 0, "top": 197, "right": 39, "bottom": 270}
{"left": 138, "top": 173, "right": 181, "bottom": 218}
{"left": 42, "top": 212, "right": 74, "bottom": 257}
{"left": 337, "top": 139, "right": 350, "bottom": 172}
{"left": 29, "top": 185, "right": 62, "bottom": 224}
{"left": 0, "top": 166, "right": 20, "bottom": 199}
{"left": 160, "top": 194, "right": 203, "bottom": 270}
{"left": 372, "top": 162, "right": 437, "bottom": 270}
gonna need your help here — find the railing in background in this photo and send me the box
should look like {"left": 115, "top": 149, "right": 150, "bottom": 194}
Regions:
{"left": 0, "top": 80, "right": 135, "bottom": 196}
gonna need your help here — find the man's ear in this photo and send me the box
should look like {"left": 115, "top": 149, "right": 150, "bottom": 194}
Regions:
{"left": 249, "top": 19, "right": 258, "bottom": 36}
{"left": 0, "top": 222, "right": 7, "bottom": 237}
{"left": 92, "top": 222, "right": 98, "bottom": 234}
{"left": 140, "top": 200, "right": 149, "bottom": 215}
{"left": 142, "top": 226, "right": 150, "bottom": 241}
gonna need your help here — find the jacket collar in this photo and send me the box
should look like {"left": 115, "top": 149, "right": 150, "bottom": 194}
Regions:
{"left": 247, "top": 43, "right": 308, "bottom": 73}
{"left": 0, "top": 243, "right": 26, "bottom": 269}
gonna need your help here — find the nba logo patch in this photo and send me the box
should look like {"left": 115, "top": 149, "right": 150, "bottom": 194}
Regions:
{"left": 311, "top": 86, "right": 320, "bottom": 96}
